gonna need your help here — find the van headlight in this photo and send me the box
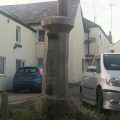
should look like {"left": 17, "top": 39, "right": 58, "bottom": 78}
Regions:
{"left": 108, "top": 78, "right": 120, "bottom": 87}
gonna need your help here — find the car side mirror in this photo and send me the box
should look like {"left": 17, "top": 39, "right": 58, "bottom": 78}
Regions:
{"left": 87, "top": 66, "right": 97, "bottom": 72}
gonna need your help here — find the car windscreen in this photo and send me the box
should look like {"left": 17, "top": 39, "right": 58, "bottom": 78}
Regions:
{"left": 18, "top": 68, "right": 38, "bottom": 73}
{"left": 103, "top": 54, "right": 120, "bottom": 70}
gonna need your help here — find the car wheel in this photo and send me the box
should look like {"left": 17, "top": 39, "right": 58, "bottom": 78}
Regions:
{"left": 96, "top": 88, "right": 103, "bottom": 113}
{"left": 13, "top": 88, "right": 18, "bottom": 93}
{"left": 33, "top": 88, "right": 41, "bottom": 93}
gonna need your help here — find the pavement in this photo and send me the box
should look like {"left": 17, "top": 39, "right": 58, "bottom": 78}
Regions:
{"left": 0, "top": 84, "right": 80, "bottom": 105}
{"left": 0, "top": 92, "right": 41, "bottom": 105}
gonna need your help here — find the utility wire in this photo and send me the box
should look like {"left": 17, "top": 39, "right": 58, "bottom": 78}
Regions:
{"left": 92, "top": 0, "right": 96, "bottom": 23}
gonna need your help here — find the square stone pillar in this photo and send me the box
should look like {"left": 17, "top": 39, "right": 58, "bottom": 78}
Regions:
{"left": 41, "top": 16, "right": 74, "bottom": 97}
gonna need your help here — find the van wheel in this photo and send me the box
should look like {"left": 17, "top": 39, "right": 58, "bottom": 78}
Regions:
{"left": 96, "top": 88, "right": 103, "bottom": 113}
{"left": 80, "top": 86, "right": 83, "bottom": 105}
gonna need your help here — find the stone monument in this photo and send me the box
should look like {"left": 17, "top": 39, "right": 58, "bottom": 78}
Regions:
{"left": 35, "top": 0, "right": 84, "bottom": 119}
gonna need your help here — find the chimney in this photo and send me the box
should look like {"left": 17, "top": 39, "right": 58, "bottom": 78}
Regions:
{"left": 108, "top": 31, "right": 112, "bottom": 44}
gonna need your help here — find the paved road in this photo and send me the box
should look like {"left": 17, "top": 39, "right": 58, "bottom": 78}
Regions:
{"left": 0, "top": 92, "right": 41, "bottom": 105}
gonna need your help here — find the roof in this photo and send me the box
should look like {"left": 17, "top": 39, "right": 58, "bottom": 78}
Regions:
{"left": 111, "top": 40, "right": 120, "bottom": 47}
{"left": 0, "top": 8, "right": 36, "bottom": 32}
{"left": 1, "top": 0, "right": 80, "bottom": 25}
{"left": 83, "top": 18, "right": 99, "bottom": 32}
{"left": 83, "top": 18, "right": 110, "bottom": 43}
{"left": 1, "top": 1, "right": 57, "bottom": 24}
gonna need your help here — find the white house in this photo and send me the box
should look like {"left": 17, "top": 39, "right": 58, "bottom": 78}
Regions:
{"left": 110, "top": 40, "right": 120, "bottom": 53}
{"left": 0, "top": 0, "right": 110, "bottom": 91}
{"left": 0, "top": 0, "right": 85, "bottom": 91}
{"left": 83, "top": 18, "right": 110, "bottom": 70}
{"left": 0, "top": 8, "right": 37, "bottom": 91}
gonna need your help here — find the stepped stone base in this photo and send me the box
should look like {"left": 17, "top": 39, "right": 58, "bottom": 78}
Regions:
{"left": 35, "top": 95, "right": 84, "bottom": 120}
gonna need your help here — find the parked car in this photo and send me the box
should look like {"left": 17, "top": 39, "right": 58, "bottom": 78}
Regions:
{"left": 13, "top": 67, "right": 43, "bottom": 93}
{"left": 80, "top": 53, "right": 120, "bottom": 112}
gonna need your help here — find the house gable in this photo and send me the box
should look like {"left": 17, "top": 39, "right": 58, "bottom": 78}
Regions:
{"left": 83, "top": 18, "right": 110, "bottom": 43}
{"left": 0, "top": 8, "right": 36, "bottom": 32}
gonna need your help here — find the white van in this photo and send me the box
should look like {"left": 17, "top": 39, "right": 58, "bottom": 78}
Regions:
{"left": 80, "top": 53, "right": 120, "bottom": 112}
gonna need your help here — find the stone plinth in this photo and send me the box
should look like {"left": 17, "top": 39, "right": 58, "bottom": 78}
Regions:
{"left": 37, "top": 9, "right": 83, "bottom": 120}
{"left": 34, "top": 96, "right": 84, "bottom": 120}
{"left": 41, "top": 16, "right": 74, "bottom": 33}
{"left": 41, "top": 16, "right": 74, "bottom": 97}
{"left": 35, "top": 0, "right": 84, "bottom": 119}
{"left": 35, "top": 96, "right": 77, "bottom": 114}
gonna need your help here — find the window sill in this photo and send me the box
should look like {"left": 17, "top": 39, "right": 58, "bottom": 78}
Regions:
{"left": 36, "top": 42, "right": 44, "bottom": 44}
{"left": 0, "top": 74, "right": 6, "bottom": 77}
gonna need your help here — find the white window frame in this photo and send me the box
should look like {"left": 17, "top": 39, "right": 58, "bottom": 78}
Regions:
{"left": 37, "top": 58, "right": 43, "bottom": 67}
{"left": 0, "top": 56, "right": 6, "bottom": 75}
{"left": 16, "top": 26, "right": 21, "bottom": 45}
{"left": 37, "top": 29, "right": 45, "bottom": 43}
{"left": 16, "top": 59, "right": 25, "bottom": 70}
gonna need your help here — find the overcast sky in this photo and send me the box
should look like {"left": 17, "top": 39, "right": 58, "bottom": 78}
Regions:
{"left": 0, "top": 0, "right": 120, "bottom": 43}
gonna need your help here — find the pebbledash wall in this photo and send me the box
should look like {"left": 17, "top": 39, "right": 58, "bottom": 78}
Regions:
{"left": 0, "top": 13, "right": 36, "bottom": 91}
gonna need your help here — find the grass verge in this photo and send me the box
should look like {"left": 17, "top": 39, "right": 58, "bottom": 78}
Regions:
{"left": 80, "top": 104, "right": 120, "bottom": 120}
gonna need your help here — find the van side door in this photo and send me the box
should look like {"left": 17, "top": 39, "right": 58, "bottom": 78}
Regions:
{"left": 85, "top": 57, "right": 101, "bottom": 102}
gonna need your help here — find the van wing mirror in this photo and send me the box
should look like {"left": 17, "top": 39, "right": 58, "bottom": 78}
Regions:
{"left": 87, "top": 66, "right": 97, "bottom": 72}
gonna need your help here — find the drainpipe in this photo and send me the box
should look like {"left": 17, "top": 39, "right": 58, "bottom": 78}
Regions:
{"left": 87, "top": 30, "right": 90, "bottom": 55}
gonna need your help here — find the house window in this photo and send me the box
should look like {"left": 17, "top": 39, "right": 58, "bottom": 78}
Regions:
{"left": 0, "top": 57, "right": 6, "bottom": 75}
{"left": 37, "top": 30, "right": 45, "bottom": 42}
{"left": 16, "top": 26, "right": 21, "bottom": 44}
{"left": 37, "top": 58, "right": 43, "bottom": 67}
{"left": 16, "top": 59, "right": 25, "bottom": 70}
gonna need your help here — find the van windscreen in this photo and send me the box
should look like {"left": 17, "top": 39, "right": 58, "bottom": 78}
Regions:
{"left": 103, "top": 54, "right": 120, "bottom": 70}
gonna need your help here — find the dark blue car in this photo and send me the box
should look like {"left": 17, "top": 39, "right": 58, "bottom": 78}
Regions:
{"left": 13, "top": 67, "right": 43, "bottom": 93}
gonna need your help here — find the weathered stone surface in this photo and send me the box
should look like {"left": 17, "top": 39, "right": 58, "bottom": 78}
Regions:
{"left": 35, "top": 96, "right": 85, "bottom": 120}
{"left": 41, "top": 16, "right": 74, "bottom": 33}
{"left": 36, "top": 1, "right": 83, "bottom": 120}
{"left": 44, "top": 32, "right": 69, "bottom": 97}
{"left": 57, "top": 0, "right": 67, "bottom": 16}
{"left": 35, "top": 96, "right": 77, "bottom": 114}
